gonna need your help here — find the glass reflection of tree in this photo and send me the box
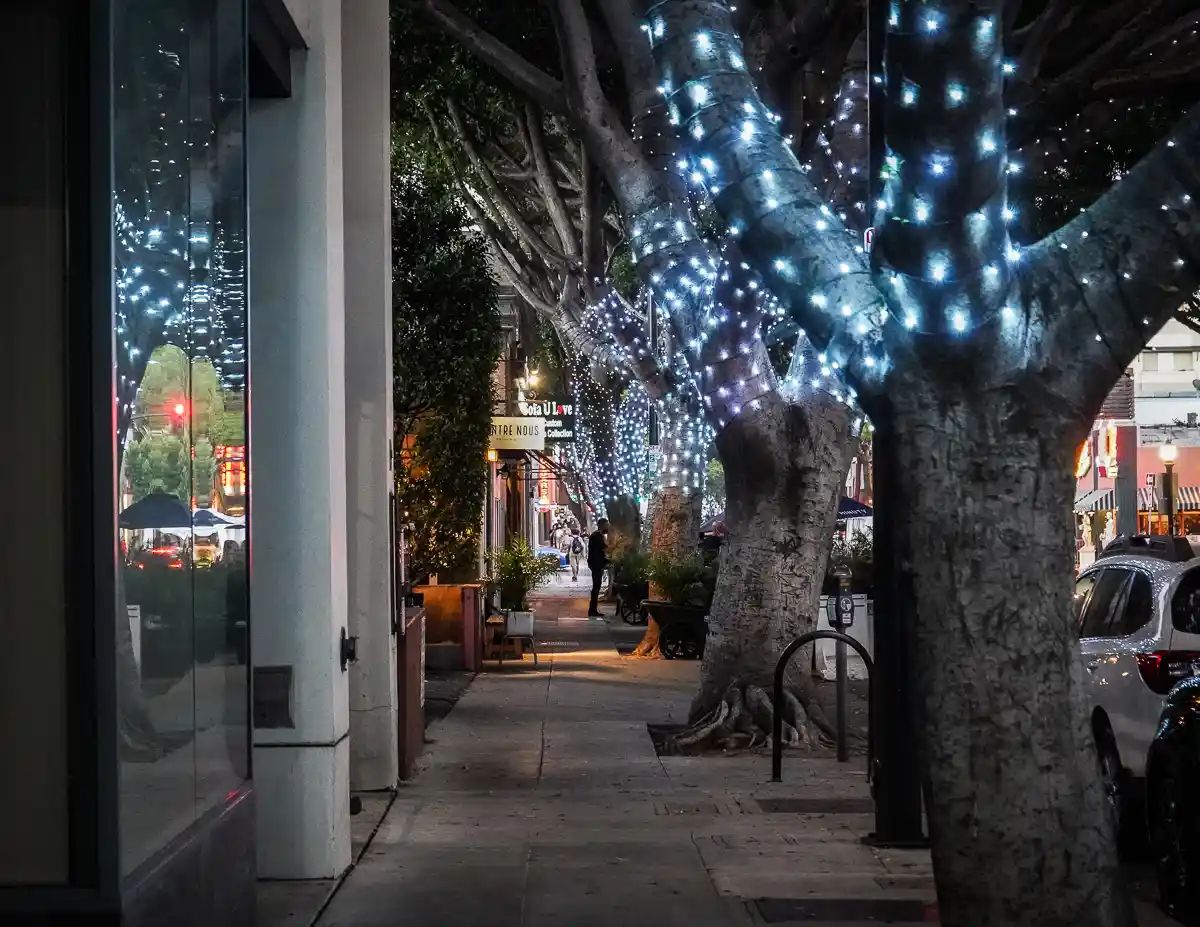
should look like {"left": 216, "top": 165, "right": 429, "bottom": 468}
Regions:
{"left": 113, "top": 1, "right": 246, "bottom": 759}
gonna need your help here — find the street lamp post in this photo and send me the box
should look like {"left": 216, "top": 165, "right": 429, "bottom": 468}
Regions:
{"left": 1161, "top": 443, "right": 1178, "bottom": 536}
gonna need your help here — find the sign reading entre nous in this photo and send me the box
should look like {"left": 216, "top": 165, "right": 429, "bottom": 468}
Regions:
{"left": 489, "top": 417, "right": 544, "bottom": 451}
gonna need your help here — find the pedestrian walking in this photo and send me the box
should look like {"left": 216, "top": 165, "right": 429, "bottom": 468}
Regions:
{"left": 567, "top": 527, "right": 584, "bottom": 581}
{"left": 587, "top": 518, "right": 609, "bottom": 617}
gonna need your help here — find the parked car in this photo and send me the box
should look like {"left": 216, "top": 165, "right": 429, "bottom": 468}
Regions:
{"left": 1146, "top": 676, "right": 1200, "bottom": 921}
{"left": 1074, "top": 535, "right": 1200, "bottom": 849}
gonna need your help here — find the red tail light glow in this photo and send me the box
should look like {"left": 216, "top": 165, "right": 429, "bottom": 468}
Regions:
{"left": 1135, "top": 651, "right": 1200, "bottom": 695}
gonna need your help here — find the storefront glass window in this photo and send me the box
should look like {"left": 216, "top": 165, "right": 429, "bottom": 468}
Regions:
{"left": 112, "top": 0, "right": 248, "bottom": 876}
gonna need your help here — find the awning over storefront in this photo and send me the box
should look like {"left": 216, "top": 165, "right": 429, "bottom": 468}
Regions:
{"left": 1074, "top": 489, "right": 1114, "bottom": 512}
{"left": 1137, "top": 486, "right": 1200, "bottom": 511}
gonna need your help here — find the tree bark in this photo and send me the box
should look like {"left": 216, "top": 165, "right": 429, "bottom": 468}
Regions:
{"left": 605, "top": 493, "right": 640, "bottom": 548}
{"left": 634, "top": 484, "right": 703, "bottom": 657}
{"left": 885, "top": 378, "right": 1134, "bottom": 927}
{"left": 692, "top": 390, "right": 852, "bottom": 719}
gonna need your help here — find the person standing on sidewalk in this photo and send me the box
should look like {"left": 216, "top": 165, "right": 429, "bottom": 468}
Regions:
{"left": 587, "top": 518, "right": 609, "bottom": 617}
{"left": 567, "top": 527, "right": 584, "bottom": 582}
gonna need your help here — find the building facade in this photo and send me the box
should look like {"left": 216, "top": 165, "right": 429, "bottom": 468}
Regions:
{"left": 1076, "top": 317, "right": 1200, "bottom": 562}
{"left": 0, "top": 1, "right": 399, "bottom": 923}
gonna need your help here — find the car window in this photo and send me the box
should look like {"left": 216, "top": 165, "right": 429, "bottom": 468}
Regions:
{"left": 1073, "top": 574, "right": 1097, "bottom": 630}
{"left": 1172, "top": 568, "right": 1200, "bottom": 634}
{"left": 1114, "top": 572, "right": 1153, "bottom": 636}
{"left": 1080, "top": 569, "right": 1129, "bottom": 638}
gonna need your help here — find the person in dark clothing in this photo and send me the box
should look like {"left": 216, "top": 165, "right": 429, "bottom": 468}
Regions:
{"left": 587, "top": 518, "right": 610, "bottom": 617}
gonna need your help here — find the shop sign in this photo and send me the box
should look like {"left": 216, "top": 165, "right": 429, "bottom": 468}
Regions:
{"left": 489, "top": 416, "right": 544, "bottom": 451}
{"left": 517, "top": 398, "right": 575, "bottom": 443}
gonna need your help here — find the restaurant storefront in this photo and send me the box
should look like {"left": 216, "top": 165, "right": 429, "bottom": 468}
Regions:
{"left": 1075, "top": 423, "right": 1200, "bottom": 566}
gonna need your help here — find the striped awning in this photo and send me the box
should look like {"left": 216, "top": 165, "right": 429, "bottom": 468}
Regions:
{"left": 1137, "top": 486, "right": 1200, "bottom": 512}
{"left": 1074, "top": 489, "right": 1115, "bottom": 512}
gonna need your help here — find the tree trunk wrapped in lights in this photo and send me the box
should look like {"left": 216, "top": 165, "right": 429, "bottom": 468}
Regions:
{"left": 648, "top": 1, "right": 1200, "bottom": 922}
{"left": 406, "top": 0, "right": 858, "bottom": 738}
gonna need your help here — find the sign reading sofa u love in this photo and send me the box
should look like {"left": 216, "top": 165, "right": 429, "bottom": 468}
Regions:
{"left": 517, "top": 399, "right": 575, "bottom": 443}
{"left": 489, "top": 417, "right": 545, "bottom": 451}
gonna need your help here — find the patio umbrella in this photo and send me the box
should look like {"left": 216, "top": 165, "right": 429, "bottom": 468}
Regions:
{"left": 118, "top": 492, "right": 192, "bottom": 530}
{"left": 192, "top": 508, "right": 235, "bottom": 528}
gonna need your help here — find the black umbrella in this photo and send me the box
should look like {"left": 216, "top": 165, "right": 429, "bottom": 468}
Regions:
{"left": 118, "top": 492, "right": 191, "bottom": 529}
{"left": 192, "top": 509, "right": 235, "bottom": 528}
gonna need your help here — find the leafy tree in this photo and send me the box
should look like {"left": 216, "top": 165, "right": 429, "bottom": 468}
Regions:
{"left": 125, "top": 432, "right": 190, "bottom": 503}
{"left": 393, "top": 165, "right": 502, "bottom": 582}
{"left": 406, "top": 0, "right": 1200, "bottom": 921}
{"left": 406, "top": 0, "right": 851, "bottom": 740}
{"left": 702, "top": 458, "right": 725, "bottom": 519}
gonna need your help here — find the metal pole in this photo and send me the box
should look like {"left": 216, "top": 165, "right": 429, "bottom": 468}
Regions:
{"left": 832, "top": 567, "right": 852, "bottom": 764}
{"left": 835, "top": 636, "right": 848, "bottom": 762}
{"left": 867, "top": 0, "right": 926, "bottom": 848}
{"left": 1166, "top": 462, "right": 1175, "bottom": 535}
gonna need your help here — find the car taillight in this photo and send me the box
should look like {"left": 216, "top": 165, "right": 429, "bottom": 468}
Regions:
{"left": 1135, "top": 651, "right": 1200, "bottom": 695}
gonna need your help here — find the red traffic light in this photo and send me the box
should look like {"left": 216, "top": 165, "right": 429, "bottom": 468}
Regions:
{"left": 173, "top": 402, "right": 186, "bottom": 417}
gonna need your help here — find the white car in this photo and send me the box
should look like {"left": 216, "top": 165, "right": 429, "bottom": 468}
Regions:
{"left": 1075, "top": 535, "right": 1200, "bottom": 846}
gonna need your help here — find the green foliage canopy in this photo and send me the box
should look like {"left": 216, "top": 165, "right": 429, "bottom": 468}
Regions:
{"left": 393, "top": 166, "right": 502, "bottom": 582}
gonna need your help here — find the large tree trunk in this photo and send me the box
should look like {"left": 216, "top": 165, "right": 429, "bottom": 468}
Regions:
{"left": 605, "top": 493, "right": 640, "bottom": 548}
{"left": 886, "top": 381, "right": 1133, "bottom": 927}
{"left": 692, "top": 390, "right": 852, "bottom": 720}
{"left": 634, "top": 484, "right": 703, "bottom": 657}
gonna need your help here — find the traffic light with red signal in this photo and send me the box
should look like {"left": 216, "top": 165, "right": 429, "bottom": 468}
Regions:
{"left": 169, "top": 399, "right": 188, "bottom": 433}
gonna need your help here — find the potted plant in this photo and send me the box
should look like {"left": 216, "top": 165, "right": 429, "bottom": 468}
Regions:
{"left": 610, "top": 547, "right": 651, "bottom": 624}
{"left": 643, "top": 552, "right": 717, "bottom": 659}
{"left": 485, "top": 538, "right": 561, "bottom": 612}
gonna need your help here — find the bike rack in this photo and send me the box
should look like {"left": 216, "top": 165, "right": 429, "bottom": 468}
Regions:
{"left": 772, "top": 630, "right": 875, "bottom": 783}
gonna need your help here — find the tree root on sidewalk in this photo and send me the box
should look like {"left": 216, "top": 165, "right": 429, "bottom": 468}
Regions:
{"left": 628, "top": 617, "right": 663, "bottom": 659}
{"left": 665, "top": 678, "right": 838, "bottom": 753}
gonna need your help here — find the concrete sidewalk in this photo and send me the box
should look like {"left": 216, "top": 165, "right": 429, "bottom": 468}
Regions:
{"left": 313, "top": 585, "right": 1177, "bottom": 927}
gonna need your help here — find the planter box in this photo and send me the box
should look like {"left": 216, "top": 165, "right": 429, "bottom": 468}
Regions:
{"left": 642, "top": 600, "right": 708, "bottom": 660}
{"left": 641, "top": 600, "right": 707, "bottom": 626}
{"left": 413, "top": 583, "right": 484, "bottom": 671}
{"left": 397, "top": 608, "right": 425, "bottom": 780}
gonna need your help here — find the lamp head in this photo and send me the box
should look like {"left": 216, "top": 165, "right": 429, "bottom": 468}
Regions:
{"left": 1160, "top": 443, "right": 1179, "bottom": 465}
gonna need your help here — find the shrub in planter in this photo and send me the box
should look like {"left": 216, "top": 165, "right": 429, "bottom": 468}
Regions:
{"left": 485, "top": 539, "right": 561, "bottom": 610}
{"left": 647, "top": 552, "right": 716, "bottom": 610}
{"left": 823, "top": 528, "right": 874, "bottom": 596}
{"left": 611, "top": 548, "right": 651, "bottom": 589}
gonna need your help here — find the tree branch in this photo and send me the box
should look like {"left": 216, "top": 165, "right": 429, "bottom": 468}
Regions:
{"left": 1014, "top": 0, "right": 1076, "bottom": 83}
{"left": 401, "top": 0, "right": 569, "bottom": 116}
{"left": 524, "top": 103, "right": 580, "bottom": 259}
{"left": 444, "top": 98, "right": 571, "bottom": 272}
{"left": 1024, "top": 103, "right": 1200, "bottom": 417}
